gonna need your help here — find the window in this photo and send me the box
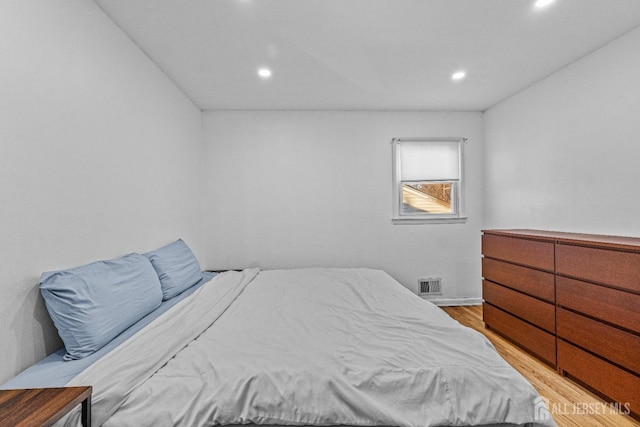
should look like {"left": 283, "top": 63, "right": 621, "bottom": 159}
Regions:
{"left": 391, "top": 137, "right": 466, "bottom": 223}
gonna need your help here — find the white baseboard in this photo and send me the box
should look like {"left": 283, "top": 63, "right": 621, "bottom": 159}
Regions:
{"left": 420, "top": 296, "right": 482, "bottom": 306}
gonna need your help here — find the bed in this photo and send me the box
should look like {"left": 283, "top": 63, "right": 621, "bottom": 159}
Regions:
{"left": 2, "top": 241, "right": 556, "bottom": 427}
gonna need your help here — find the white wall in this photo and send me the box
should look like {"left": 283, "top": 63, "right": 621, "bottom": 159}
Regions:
{"left": 0, "top": 1, "right": 203, "bottom": 383}
{"left": 203, "top": 111, "right": 483, "bottom": 301}
{"left": 483, "top": 27, "right": 640, "bottom": 237}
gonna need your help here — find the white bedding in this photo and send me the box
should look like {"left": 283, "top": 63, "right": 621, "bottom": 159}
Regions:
{"left": 61, "top": 268, "right": 555, "bottom": 427}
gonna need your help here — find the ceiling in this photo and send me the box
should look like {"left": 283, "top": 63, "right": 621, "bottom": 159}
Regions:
{"left": 93, "top": 0, "right": 640, "bottom": 111}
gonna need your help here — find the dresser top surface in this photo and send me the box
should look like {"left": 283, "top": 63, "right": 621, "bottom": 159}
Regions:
{"left": 482, "top": 229, "right": 640, "bottom": 252}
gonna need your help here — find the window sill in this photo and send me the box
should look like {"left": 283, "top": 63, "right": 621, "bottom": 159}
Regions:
{"left": 392, "top": 216, "right": 468, "bottom": 225}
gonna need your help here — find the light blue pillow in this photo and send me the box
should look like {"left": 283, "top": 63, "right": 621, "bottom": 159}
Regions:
{"left": 144, "top": 239, "right": 202, "bottom": 300}
{"left": 40, "top": 253, "right": 163, "bottom": 360}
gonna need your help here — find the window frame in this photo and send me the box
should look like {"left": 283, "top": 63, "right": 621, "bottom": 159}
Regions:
{"left": 391, "top": 137, "right": 467, "bottom": 224}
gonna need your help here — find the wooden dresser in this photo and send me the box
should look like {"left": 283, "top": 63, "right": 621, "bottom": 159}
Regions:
{"left": 482, "top": 229, "right": 640, "bottom": 417}
{"left": 482, "top": 230, "right": 557, "bottom": 366}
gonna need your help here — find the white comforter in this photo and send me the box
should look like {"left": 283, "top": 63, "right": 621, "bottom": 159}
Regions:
{"left": 62, "top": 268, "right": 555, "bottom": 427}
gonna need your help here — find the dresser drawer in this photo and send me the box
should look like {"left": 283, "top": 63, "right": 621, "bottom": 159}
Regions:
{"left": 557, "top": 308, "right": 640, "bottom": 375}
{"left": 556, "top": 244, "right": 640, "bottom": 293}
{"left": 483, "top": 303, "right": 556, "bottom": 366}
{"left": 556, "top": 276, "right": 640, "bottom": 334}
{"left": 482, "top": 234, "right": 554, "bottom": 271}
{"left": 482, "top": 258, "right": 555, "bottom": 302}
{"left": 483, "top": 280, "right": 555, "bottom": 333}
{"left": 558, "top": 340, "right": 640, "bottom": 416}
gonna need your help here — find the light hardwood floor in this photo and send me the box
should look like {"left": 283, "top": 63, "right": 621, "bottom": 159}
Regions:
{"left": 441, "top": 305, "right": 639, "bottom": 427}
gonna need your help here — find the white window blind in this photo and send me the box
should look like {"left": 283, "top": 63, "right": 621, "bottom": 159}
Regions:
{"left": 399, "top": 141, "right": 460, "bottom": 182}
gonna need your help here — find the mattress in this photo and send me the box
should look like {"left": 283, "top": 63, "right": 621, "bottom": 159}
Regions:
{"left": 55, "top": 268, "right": 556, "bottom": 427}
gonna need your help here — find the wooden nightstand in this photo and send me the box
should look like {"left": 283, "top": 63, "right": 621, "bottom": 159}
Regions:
{"left": 0, "top": 386, "right": 92, "bottom": 427}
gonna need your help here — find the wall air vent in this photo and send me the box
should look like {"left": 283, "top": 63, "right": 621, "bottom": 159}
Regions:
{"left": 419, "top": 278, "right": 442, "bottom": 295}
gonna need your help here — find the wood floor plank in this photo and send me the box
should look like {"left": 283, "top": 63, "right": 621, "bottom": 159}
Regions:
{"left": 441, "top": 305, "right": 639, "bottom": 427}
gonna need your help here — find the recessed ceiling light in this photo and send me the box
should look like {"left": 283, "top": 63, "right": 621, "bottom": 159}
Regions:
{"left": 257, "top": 67, "right": 272, "bottom": 79}
{"left": 451, "top": 71, "right": 466, "bottom": 81}
{"left": 534, "top": 0, "right": 555, "bottom": 9}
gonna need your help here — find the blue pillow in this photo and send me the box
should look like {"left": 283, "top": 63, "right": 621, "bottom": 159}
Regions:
{"left": 40, "top": 253, "right": 163, "bottom": 360}
{"left": 144, "top": 239, "right": 202, "bottom": 300}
